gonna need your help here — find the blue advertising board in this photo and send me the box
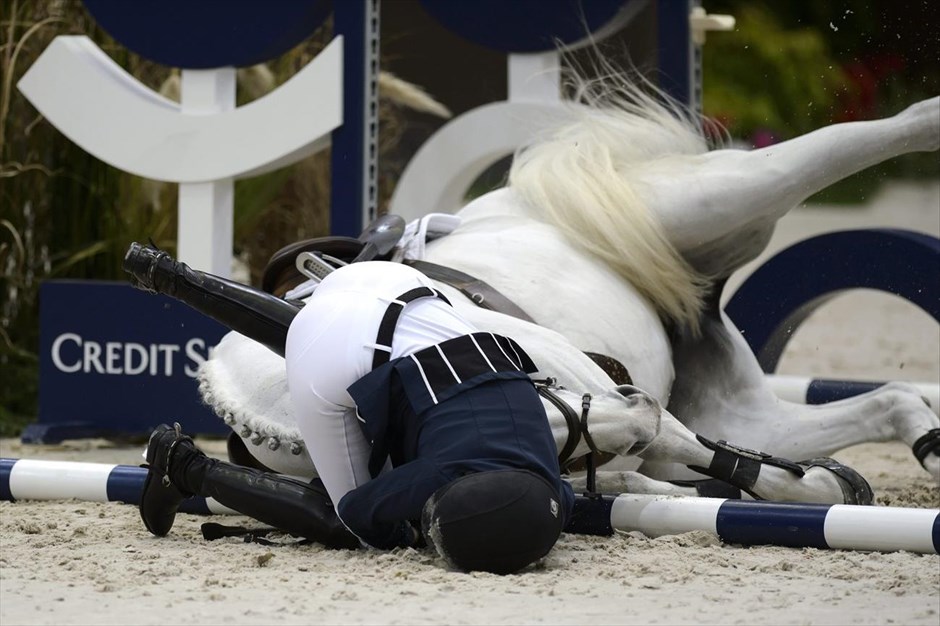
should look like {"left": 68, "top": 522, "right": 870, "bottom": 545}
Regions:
{"left": 81, "top": 0, "right": 333, "bottom": 69}
{"left": 418, "top": 0, "right": 629, "bottom": 53}
{"left": 27, "top": 280, "right": 231, "bottom": 443}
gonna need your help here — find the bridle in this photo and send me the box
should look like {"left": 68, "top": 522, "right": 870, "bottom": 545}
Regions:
{"left": 535, "top": 380, "right": 600, "bottom": 494}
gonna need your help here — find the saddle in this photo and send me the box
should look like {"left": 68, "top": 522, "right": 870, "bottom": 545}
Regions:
{"left": 262, "top": 214, "right": 408, "bottom": 296}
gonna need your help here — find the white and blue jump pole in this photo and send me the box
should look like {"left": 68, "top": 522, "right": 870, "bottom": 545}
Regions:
{"left": 3, "top": 458, "right": 937, "bottom": 554}
{"left": 766, "top": 375, "right": 940, "bottom": 417}
{"left": 569, "top": 494, "right": 939, "bottom": 555}
{"left": 0, "top": 458, "right": 237, "bottom": 516}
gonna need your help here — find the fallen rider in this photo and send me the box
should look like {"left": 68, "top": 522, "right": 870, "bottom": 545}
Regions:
{"left": 124, "top": 242, "right": 577, "bottom": 575}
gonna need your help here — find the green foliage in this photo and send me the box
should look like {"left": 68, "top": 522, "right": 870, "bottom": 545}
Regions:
{"left": 702, "top": 5, "right": 851, "bottom": 139}
{"left": 701, "top": 1, "right": 939, "bottom": 201}
{"left": 1, "top": 0, "right": 177, "bottom": 430}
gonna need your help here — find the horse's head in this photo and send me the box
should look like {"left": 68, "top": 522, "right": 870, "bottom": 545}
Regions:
{"left": 604, "top": 385, "right": 663, "bottom": 456}
{"left": 545, "top": 384, "right": 663, "bottom": 464}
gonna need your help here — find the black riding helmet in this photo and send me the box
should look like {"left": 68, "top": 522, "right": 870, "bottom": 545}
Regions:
{"left": 421, "top": 469, "right": 563, "bottom": 575}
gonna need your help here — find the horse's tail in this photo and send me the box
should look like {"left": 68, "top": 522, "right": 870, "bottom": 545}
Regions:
{"left": 508, "top": 67, "right": 715, "bottom": 335}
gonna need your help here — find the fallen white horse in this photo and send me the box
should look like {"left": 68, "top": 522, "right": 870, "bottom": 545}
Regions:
{"left": 201, "top": 76, "right": 940, "bottom": 504}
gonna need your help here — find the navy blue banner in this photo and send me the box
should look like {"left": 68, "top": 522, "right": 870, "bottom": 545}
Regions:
{"left": 82, "top": 0, "right": 332, "bottom": 69}
{"left": 32, "top": 280, "right": 231, "bottom": 442}
{"left": 419, "top": 0, "right": 629, "bottom": 53}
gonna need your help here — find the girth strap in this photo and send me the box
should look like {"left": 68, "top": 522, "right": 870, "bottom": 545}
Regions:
{"left": 406, "top": 260, "right": 635, "bottom": 389}
{"left": 372, "top": 286, "right": 450, "bottom": 369}
{"left": 404, "top": 260, "right": 536, "bottom": 323}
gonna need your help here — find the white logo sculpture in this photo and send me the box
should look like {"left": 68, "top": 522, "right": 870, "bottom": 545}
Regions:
{"left": 389, "top": 50, "right": 571, "bottom": 222}
{"left": 18, "top": 36, "right": 344, "bottom": 277}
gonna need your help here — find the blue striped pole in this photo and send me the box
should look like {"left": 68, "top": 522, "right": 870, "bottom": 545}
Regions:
{"left": 4, "top": 458, "right": 938, "bottom": 553}
{"left": 0, "top": 458, "right": 237, "bottom": 515}
{"left": 571, "top": 494, "right": 939, "bottom": 554}
{"left": 765, "top": 375, "right": 940, "bottom": 416}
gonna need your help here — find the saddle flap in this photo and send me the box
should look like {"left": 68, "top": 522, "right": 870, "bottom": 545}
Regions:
{"left": 261, "top": 215, "right": 409, "bottom": 296}
{"left": 262, "top": 236, "right": 364, "bottom": 296}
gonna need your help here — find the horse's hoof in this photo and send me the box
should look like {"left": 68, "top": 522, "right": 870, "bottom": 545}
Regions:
{"left": 912, "top": 428, "right": 940, "bottom": 466}
{"left": 797, "top": 457, "right": 874, "bottom": 506}
{"left": 910, "top": 429, "right": 940, "bottom": 483}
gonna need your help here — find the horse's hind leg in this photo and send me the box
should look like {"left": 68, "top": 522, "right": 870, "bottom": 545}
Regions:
{"left": 665, "top": 310, "right": 940, "bottom": 484}
{"left": 674, "top": 380, "right": 940, "bottom": 483}
{"left": 639, "top": 97, "right": 940, "bottom": 277}
{"left": 759, "top": 384, "right": 940, "bottom": 480}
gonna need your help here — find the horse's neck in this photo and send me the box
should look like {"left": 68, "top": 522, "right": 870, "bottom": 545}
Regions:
{"left": 451, "top": 188, "right": 538, "bottom": 226}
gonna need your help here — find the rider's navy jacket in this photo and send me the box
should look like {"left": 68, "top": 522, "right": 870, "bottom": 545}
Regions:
{"left": 340, "top": 332, "right": 575, "bottom": 549}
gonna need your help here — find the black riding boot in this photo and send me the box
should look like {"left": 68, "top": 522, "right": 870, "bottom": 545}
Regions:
{"left": 141, "top": 424, "right": 359, "bottom": 548}
{"left": 123, "top": 243, "right": 299, "bottom": 357}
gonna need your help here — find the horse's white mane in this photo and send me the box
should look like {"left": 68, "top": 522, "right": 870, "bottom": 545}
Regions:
{"left": 508, "top": 63, "right": 715, "bottom": 334}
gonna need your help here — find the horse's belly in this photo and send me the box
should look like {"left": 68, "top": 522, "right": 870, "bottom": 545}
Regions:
{"left": 559, "top": 305, "right": 673, "bottom": 401}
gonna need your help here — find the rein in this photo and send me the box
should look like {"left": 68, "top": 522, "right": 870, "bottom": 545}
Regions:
{"left": 536, "top": 381, "right": 580, "bottom": 465}
{"left": 579, "top": 393, "right": 598, "bottom": 494}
